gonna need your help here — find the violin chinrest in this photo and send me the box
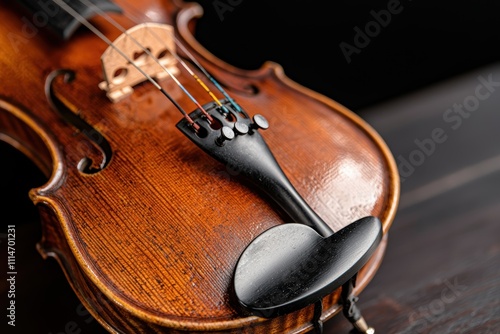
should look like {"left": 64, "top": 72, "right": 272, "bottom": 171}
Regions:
{"left": 233, "top": 216, "right": 383, "bottom": 317}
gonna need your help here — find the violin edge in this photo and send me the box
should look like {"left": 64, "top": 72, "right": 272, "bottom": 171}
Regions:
{"left": 0, "top": 0, "right": 401, "bottom": 331}
{"left": 0, "top": 93, "right": 395, "bottom": 332}
{"left": 175, "top": 1, "right": 400, "bottom": 233}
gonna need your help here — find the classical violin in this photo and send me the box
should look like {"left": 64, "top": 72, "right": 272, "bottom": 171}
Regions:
{"left": 0, "top": 0, "right": 399, "bottom": 333}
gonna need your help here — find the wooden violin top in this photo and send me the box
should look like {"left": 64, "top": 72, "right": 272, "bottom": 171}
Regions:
{"left": 0, "top": 0, "right": 399, "bottom": 332}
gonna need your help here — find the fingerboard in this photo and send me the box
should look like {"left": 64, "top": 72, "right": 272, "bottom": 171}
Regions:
{"left": 15, "top": 0, "right": 122, "bottom": 40}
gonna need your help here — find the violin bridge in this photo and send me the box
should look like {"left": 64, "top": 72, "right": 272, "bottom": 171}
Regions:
{"left": 98, "top": 23, "right": 179, "bottom": 103}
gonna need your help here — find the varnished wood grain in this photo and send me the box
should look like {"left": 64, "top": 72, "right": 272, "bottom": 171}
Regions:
{"left": 0, "top": 0, "right": 399, "bottom": 332}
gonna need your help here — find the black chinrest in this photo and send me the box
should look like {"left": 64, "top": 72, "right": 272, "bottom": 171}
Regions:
{"left": 233, "top": 216, "right": 382, "bottom": 317}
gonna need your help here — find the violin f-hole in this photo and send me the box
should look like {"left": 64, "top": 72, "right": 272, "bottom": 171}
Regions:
{"left": 45, "top": 69, "right": 112, "bottom": 174}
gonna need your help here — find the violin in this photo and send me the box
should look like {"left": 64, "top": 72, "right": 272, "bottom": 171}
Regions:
{"left": 0, "top": 0, "right": 399, "bottom": 333}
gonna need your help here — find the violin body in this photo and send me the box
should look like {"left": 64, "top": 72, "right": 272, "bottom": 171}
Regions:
{"left": 0, "top": 0, "right": 399, "bottom": 332}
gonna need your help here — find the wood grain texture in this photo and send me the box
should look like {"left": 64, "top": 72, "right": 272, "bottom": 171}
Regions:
{"left": 0, "top": 0, "right": 399, "bottom": 332}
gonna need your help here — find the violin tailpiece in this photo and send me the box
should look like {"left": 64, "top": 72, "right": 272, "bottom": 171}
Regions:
{"left": 177, "top": 102, "right": 383, "bottom": 321}
{"left": 175, "top": 99, "right": 329, "bottom": 233}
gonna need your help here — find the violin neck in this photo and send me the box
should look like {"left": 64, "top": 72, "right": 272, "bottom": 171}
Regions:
{"left": 14, "top": 0, "right": 122, "bottom": 40}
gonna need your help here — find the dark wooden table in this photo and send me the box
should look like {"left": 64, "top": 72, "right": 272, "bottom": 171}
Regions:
{"left": 1, "top": 63, "right": 499, "bottom": 334}
{"left": 325, "top": 63, "right": 500, "bottom": 334}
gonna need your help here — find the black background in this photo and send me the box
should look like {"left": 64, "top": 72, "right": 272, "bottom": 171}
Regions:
{"left": 188, "top": 0, "right": 500, "bottom": 111}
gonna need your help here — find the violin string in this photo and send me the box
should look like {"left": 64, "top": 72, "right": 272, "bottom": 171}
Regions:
{"left": 52, "top": 0, "right": 201, "bottom": 131}
{"left": 118, "top": 0, "right": 243, "bottom": 113}
{"left": 142, "top": 21, "right": 229, "bottom": 114}
{"left": 109, "top": 1, "right": 227, "bottom": 112}
{"left": 173, "top": 36, "right": 243, "bottom": 113}
{"left": 76, "top": 0, "right": 214, "bottom": 123}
